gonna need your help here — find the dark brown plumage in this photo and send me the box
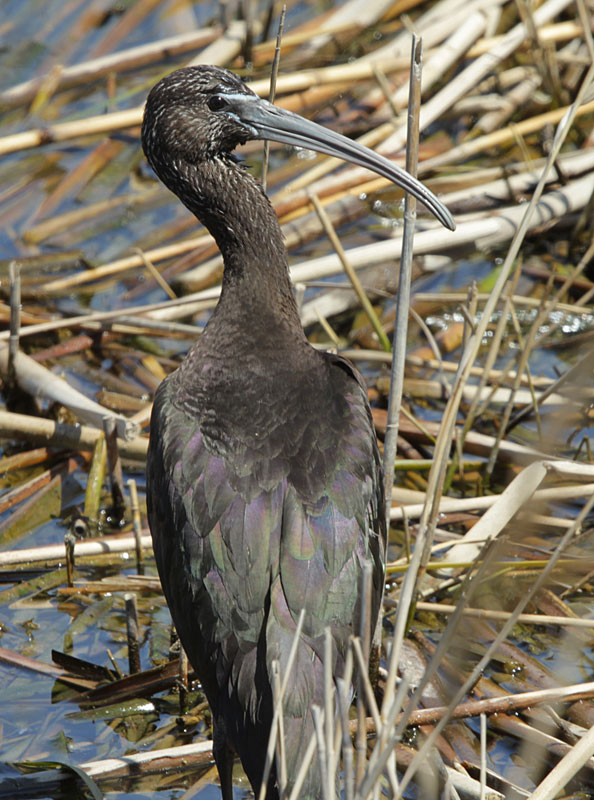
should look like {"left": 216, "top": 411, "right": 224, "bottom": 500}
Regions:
{"left": 143, "top": 65, "right": 453, "bottom": 798}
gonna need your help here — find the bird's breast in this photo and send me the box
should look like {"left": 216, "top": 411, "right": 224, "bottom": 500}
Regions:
{"left": 169, "top": 349, "right": 364, "bottom": 503}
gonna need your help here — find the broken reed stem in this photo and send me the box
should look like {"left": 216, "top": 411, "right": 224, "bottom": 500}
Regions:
{"left": 382, "top": 34, "right": 422, "bottom": 520}
{"left": 103, "top": 417, "right": 126, "bottom": 513}
{"left": 341, "top": 647, "right": 355, "bottom": 791}
{"left": 127, "top": 478, "right": 145, "bottom": 575}
{"left": 262, "top": 4, "right": 286, "bottom": 193}
{"left": 576, "top": 0, "right": 594, "bottom": 63}
{"left": 360, "top": 674, "right": 409, "bottom": 794}
{"left": 124, "top": 592, "right": 141, "bottom": 675}
{"left": 84, "top": 434, "right": 107, "bottom": 523}
{"left": 64, "top": 532, "right": 75, "bottom": 587}
{"left": 106, "top": 648, "right": 123, "bottom": 679}
{"left": 342, "top": 680, "right": 594, "bottom": 738}
{"left": 0, "top": 534, "right": 154, "bottom": 568}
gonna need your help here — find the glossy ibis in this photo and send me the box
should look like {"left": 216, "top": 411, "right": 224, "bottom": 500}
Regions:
{"left": 143, "top": 65, "right": 454, "bottom": 798}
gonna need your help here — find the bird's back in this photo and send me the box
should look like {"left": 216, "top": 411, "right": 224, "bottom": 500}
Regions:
{"left": 147, "top": 341, "right": 385, "bottom": 796}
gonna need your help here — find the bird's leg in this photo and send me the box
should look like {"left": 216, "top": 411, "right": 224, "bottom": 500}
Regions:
{"left": 213, "top": 719, "right": 235, "bottom": 800}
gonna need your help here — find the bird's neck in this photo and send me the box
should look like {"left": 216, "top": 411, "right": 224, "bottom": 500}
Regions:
{"left": 169, "top": 155, "right": 305, "bottom": 342}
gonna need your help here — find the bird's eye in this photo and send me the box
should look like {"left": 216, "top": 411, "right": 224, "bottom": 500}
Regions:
{"left": 208, "top": 95, "right": 229, "bottom": 112}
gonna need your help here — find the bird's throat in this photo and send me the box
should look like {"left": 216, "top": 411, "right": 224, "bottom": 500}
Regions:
{"left": 171, "top": 154, "right": 307, "bottom": 347}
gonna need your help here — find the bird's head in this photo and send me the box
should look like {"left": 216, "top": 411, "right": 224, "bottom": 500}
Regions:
{"left": 142, "top": 66, "right": 259, "bottom": 165}
{"left": 142, "top": 64, "right": 455, "bottom": 231}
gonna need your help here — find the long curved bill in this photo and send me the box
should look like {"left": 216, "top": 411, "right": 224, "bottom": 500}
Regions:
{"left": 226, "top": 93, "right": 455, "bottom": 231}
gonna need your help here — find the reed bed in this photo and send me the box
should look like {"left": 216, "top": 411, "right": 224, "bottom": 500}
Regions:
{"left": 0, "top": 0, "right": 593, "bottom": 797}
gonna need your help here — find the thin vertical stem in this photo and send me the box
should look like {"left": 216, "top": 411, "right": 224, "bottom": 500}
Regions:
{"left": 337, "top": 677, "right": 354, "bottom": 800}
{"left": 375, "top": 40, "right": 424, "bottom": 795}
{"left": 324, "top": 628, "right": 335, "bottom": 798}
{"left": 480, "top": 712, "right": 486, "bottom": 800}
{"left": 382, "top": 34, "right": 423, "bottom": 519}
{"left": 127, "top": 478, "right": 144, "bottom": 575}
{"left": 312, "top": 706, "right": 329, "bottom": 800}
{"left": 125, "top": 593, "right": 141, "bottom": 674}
{"left": 272, "top": 660, "right": 287, "bottom": 794}
{"left": 356, "top": 562, "right": 372, "bottom": 785}
{"left": 381, "top": 32, "right": 423, "bottom": 713}
{"left": 64, "top": 531, "right": 75, "bottom": 587}
{"left": 84, "top": 434, "right": 106, "bottom": 523}
{"left": 258, "top": 609, "right": 306, "bottom": 800}
{"left": 103, "top": 416, "right": 125, "bottom": 513}
{"left": 262, "top": 4, "right": 286, "bottom": 193}
{"left": 242, "top": 0, "right": 255, "bottom": 65}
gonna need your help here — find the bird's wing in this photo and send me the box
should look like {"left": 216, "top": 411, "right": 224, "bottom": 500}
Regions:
{"left": 324, "top": 351, "right": 386, "bottom": 602}
{"left": 147, "top": 375, "right": 275, "bottom": 690}
{"left": 147, "top": 357, "right": 385, "bottom": 787}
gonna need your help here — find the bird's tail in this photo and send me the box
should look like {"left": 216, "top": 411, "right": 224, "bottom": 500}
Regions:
{"left": 276, "top": 712, "right": 326, "bottom": 799}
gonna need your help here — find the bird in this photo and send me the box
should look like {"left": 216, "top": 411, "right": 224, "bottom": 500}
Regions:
{"left": 143, "top": 65, "right": 454, "bottom": 799}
